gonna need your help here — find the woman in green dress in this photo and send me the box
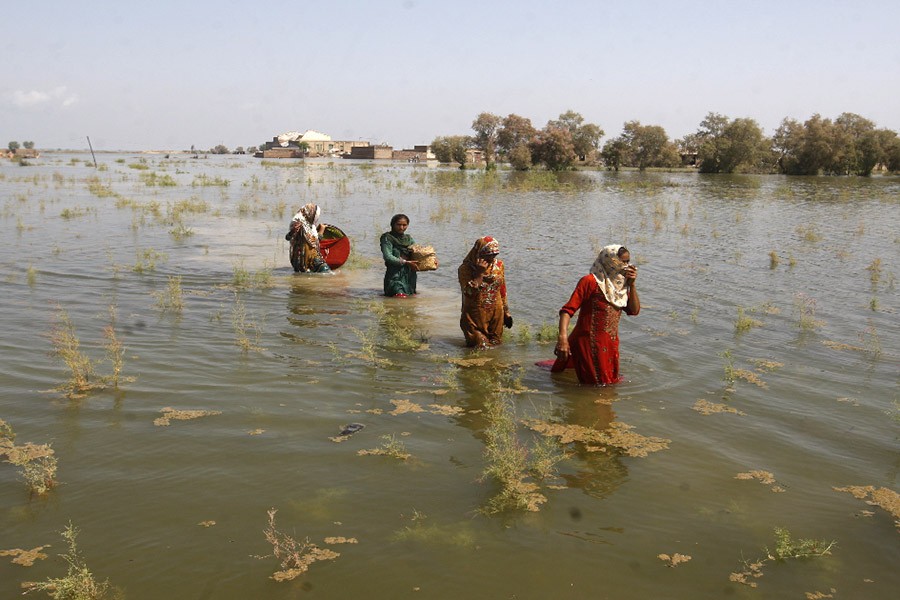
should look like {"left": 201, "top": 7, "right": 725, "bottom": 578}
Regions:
{"left": 380, "top": 214, "right": 419, "bottom": 297}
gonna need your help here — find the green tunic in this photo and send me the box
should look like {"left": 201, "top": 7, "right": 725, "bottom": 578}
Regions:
{"left": 380, "top": 231, "right": 417, "bottom": 296}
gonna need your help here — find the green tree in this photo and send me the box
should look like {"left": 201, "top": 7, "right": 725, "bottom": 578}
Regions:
{"left": 622, "top": 121, "right": 680, "bottom": 170}
{"left": 8, "top": 141, "right": 20, "bottom": 151}
{"left": 497, "top": 114, "right": 537, "bottom": 157}
{"left": 471, "top": 112, "right": 502, "bottom": 169}
{"left": 548, "top": 110, "right": 604, "bottom": 160}
{"left": 507, "top": 144, "right": 532, "bottom": 171}
{"left": 600, "top": 137, "right": 628, "bottom": 171}
{"left": 530, "top": 126, "right": 576, "bottom": 171}
{"left": 695, "top": 112, "right": 767, "bottom": 173}
{"left": 210, "top": 144, "right": 230, "bottom": 154}
{"left": 431, "top": 135, "right": 470, "bottom": 168}
{"left": 23, "top": 141, "right": 35, "bottom": 150}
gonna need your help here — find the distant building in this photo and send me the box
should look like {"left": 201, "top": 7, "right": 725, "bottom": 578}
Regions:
{"left": 257, "top": 129, "right": 370, "bottom": 158}
{"left": 348, "top": 145, "right": 393, "bottom": 160}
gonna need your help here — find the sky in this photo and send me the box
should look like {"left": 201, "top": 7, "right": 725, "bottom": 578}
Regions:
{"left": 3, "top": 0, "right": 898, "bottom": 151}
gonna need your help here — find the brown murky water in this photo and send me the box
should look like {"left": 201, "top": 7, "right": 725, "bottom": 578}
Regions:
{"left": 1, "top": 154, "right": 897, "bottom": 598}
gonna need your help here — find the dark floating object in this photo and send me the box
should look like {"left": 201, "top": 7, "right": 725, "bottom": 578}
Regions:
{"left": 339, "top": 423, "right": 365, "bottom": 436}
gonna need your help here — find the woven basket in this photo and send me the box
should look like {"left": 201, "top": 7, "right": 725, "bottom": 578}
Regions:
{"left": 409, "top": 244, "right": 438, "bottom": 271}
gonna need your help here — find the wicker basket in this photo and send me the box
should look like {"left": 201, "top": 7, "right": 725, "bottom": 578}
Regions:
{"left": 409, "top": 244, "right": 438, "bottom": 271}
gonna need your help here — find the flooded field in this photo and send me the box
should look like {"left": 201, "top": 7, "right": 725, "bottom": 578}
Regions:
{"left": 1, "top": 153, "right": 897, "bottom": 599}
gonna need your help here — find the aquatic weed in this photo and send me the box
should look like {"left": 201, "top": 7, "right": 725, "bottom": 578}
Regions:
{"left": 48, "top": 307, "right": 103, "bottom": 399}
{"left": 153, "top": 275, "right": 184, "bottom": 313}
{"left": 734, "top": 307, "right": 763, "bottom": 333}
{"left": 0, "top": 419, "right": 58, "bottom": 496}
{"left": 22, "top": 523, "right": 114, "bottom": 599}
{"left": 358, "top": 434, "right": 411, "bottom": 460}
{"left": 258, "top": 508, "right": 339, "bottom": 582}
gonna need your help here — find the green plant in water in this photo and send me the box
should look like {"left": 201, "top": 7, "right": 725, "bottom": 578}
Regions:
{"left": 480, "top": 395, "right": 560, "bottom": 514}
{"left": 358, "top": 434, "right": 411, "bottom": 460}
{"left": 794, "top": 293, "right": 823, "bottom": 330}
{"left": 734, "top": 306, "right": 763, "bottom": 333}
{"left": 102, "top": 305, "right": 132, "bottom": 389}
{"left": 231, "top": 294, "right": 264, "bottom": 353}
{"left": 720, "top": 350, "right": 736, "bottom": 386}
{"left": 21, "top": 523, "right": 113, "bottom": 599}
{"left": 154, "top": 275, "right": 184, "bottom": 314}
{"left": 259, "top": 508, "right": 339, "bottom": 582}
{"left": 0, "top": 419, "right": 59, "bottom": 496}
{"left": 767, "top": 527, "right": 835, "bottom": 560}
{"left": 27, "top": 265, "right": 37, "bottom": 286}
{"left": 535, "top": 322, "right": 558, "bottom": 344}
{"left": 169, "top": 222, "right": 194, "bottom": 241}
{"left": 132, "top": 248, "right": 167, "bottom": 273}
{"left": 865, "top": 258, "right": 882, "bottom": 285}
{"left": 515, "top": 323, "right": 532, "bottom": 345}
{"left": 858, "top": 322, "right": 881, "bottom": 356}
{"left": 49, "top": 307, "right": 103, "bottom": 399}
{"left": 768, "top": 250, "right": 779, "bottom": 269}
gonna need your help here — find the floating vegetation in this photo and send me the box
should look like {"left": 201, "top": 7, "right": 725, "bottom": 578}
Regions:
{"left": 795, "top": 224, "right": 823, "bottom": 242}
{"left": 730, "top": 527, "right": 835, "bottom": 588}
{"left": 0, "top": 419, "right": 58, "bottom": 495}
{"left": 658, "top": 553, "right": 691, "bottom": 567}
{"left": 231, "top": 261, "right": 274, "bottom": 290}
{"left": 448, "top": 356, "right": 494, "bottom": 367}
{"left": 86, "top": 176, "right": 117, "bottom": 198}
{"left": 720, "top": 350, "right": 736, "bottom": 387}
{"left": 357, "top": 434, "right": 411, "bottom": 460}
{"left": 27, "top": 265, "right": 37, "bottom": 286}
{"left": 733, "top": 369, "right": 768, "bottom": 388}
{"left": 523, "top": 419, "right": 670, "bottom": 457}
{"left": 248, "top": 429, "right": 265, "bottom": 436}
{"left": 323, "top": 537, "right": 357, "bottom": 544}
{"left": 0, "top": 546, "right": 49, "bottom": 567}
{"left": 833, "top": 486, "right": 900, "bottom": 531}
{"left": 20, "top": 523, "right": 113, "bottom": 599}
{"left": 734, "top": 306, "right": 763, "bottom": 333}
{"left": 102, "top": 305, "right": 132, "bottom": 389}
{"left": 392, "top": 519, "right": 477, "bottom": 547}
{"left": 198, "top": 521, "right": 216, "bottom": 527}
{"left": 768, "top": 250, "right": 779, "bottom": 269}
{"left": 735, "top": 470, "right": 785, "bottom": 492}
{"left": 257, "top": 508, "right": 341, "bottom": 582}
{"left": 692, "top": 399, "right": 746, "bottom": 416}
{"left": 153, "top": 407, "right": 222, "bottom": 427}
{"left": 750, "top": 359, "right": 783, "bottom": 371}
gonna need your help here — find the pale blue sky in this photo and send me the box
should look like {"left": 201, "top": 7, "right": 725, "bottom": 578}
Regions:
{"left": 3, "top": 0, "right": 898, "bottom": 151}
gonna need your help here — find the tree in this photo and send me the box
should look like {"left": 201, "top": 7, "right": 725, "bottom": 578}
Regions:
{"left": 210, "top": 144, "right": 230, "bottom": 154}
{"left": 8, "top": 141, "right": 20, "bottom": 151}
{"left": 600, "top": 137, "right": 628, "bottom": 171}
{"left": 23, "top": 141, "right": 35, "bottom": 150}
{"left": 247, "top": 146, "right": 258, "bottom": 155}
{"left": 471, "top": 112, "right": 502, "bottom": 169}
{"left": 507, "top": 144, "right": 532, "bottom": 171}
{"left": 622, "top": 121, "right": 680, "bottom": 170}
{"left": 530, "top": 126, "right": 576, "bottom": 171}
{"left": 497, "top": 114, "right": 537, "bottom": 156}
{"left": 548, "top": 110, "right": 604, "bottom": 160}
{"left": 695, "top": 112, "right": 767, "bottom": 173}
{"left": 431, "top": 135, "right": 470, "bottom": 167}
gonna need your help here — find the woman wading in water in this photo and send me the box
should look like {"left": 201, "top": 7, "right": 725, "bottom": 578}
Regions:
{"left": 380, "top": 214, "right": 418, "bottom": 297}
{"left": 549, "top": 244, "right": 640, "bottom": 384}
{"left": 458, "top": 236, "right": 513, "bottom": 348}
{"left": 285, "top": 203, "right": 330, "bottom": 273}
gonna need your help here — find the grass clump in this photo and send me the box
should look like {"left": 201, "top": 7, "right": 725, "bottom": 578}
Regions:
{"left": 21, "top": 523, "right": 113, "bottom": 599}
{"left": 131, "top": 248, "right": 167, "bottom": 273}
{"left": 734, "top": 307, "right": 763, "bottom": 333}
{"left": 231, "top": 294, "right": 264, "bottom": 353}
{"left": 730, "top": 527, "right": 834, "bottom": 588}
{"left": 49, "top": 307, "right": 103, "bottom": 399}
{"left": 139, "top": 171, "right": 177, "bottom": 187}
{"left": 0, "top": 419, "right": 59, "bottom": 496}
{"left": 479, "top": 396, "right": 564, "bottom": 514}
{"left": 258, "top": 508, "right": 340, "bottom": 582}
{"left": 794, "top": 293, "right": 824, "bottom": 330}
{"left": 191, "top": 174, "right": 230, "bottom": 187}
{"left": 153, "top": 275, "right": 184, "bottom": 314}
{"left": 357, "top": 434, "right": 411, "bottom": 460}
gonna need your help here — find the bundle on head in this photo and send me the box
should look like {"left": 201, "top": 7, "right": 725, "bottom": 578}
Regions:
{"left": 409, "top": 244, "right": 438, "bottom": 271}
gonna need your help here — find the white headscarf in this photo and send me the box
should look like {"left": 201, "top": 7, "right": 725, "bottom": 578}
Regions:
{"left": 589, "top": 244, "right": 629, "bottom": 308}
{"left": 292, "top": 203, "right": 321, "bottom": 240}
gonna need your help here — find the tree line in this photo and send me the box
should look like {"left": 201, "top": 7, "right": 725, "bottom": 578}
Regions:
{"left": 432, "top": 111, "right": 900, "bottom": 176}
{"left": 8, "top": 141, "right": 36, "bottom": 151}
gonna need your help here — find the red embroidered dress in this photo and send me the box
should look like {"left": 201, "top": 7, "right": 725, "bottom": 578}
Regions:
{"left": 551, "top": 274, "right": 636, "bottom": 384}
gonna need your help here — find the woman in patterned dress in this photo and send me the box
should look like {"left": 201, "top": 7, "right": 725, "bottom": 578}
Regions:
{"left": 457, "top": 236, "right": 513, "bottom": 348}
{"left": 285, "top": 203, "right": 330, "bottom": 273}
{"left": 550, "top": 245, "right": 640, "bottom": 384}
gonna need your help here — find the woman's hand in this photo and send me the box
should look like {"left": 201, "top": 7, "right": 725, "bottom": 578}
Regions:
{"left": 554, "top": 336, "right": 570, "bottom": 361}
{"left": 404, "top": 259, "right": 419, "bottom": 272}
{"left": 474, "top": 257, "right": 491, "bottom": 274}
{"left": 623, "top": 265, "right": 637, "bottom": 283}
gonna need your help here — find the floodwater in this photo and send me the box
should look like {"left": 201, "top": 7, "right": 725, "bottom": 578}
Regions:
{"left": 1, "top": 154, "right": 897, "bottom": 599}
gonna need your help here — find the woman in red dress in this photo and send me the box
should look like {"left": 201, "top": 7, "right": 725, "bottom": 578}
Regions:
{"left": 550, "top": 245, "right": 640, "bottom": 384}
